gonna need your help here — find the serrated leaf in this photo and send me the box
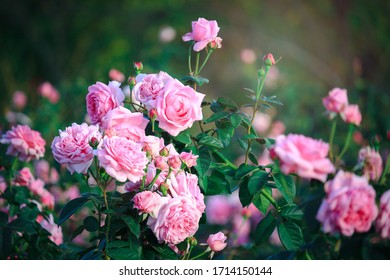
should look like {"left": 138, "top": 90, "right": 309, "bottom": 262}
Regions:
{"left": 198, "top": 135, "right": 224, "bottom": 148}
{"left": 83, "top": 216, "right": 99, "bottom": 232}
{"left": 273, "top": 172, "right": 296, "bottom": 204}
{"left": 207, "top": 171, "right": 231, "bottom": 195}
{"left": 182, "top": 75, "right": 209, "bottom": 86}
{"left": 277, "top": 221, "right": 304, "bottom": 251}
{"left": 204, "top": 111, "right": 229, "bottom": 124}
{"left": 252, "top": 187, "right": 272, "bottom": 214}
{"left": 254, "top": 213, "right": 276, "bottom": 246}
{"left": 235, "top": 164, "right": 259, "bottom": 180}
{"left": 216, "top": 121, "right": 234, "bottom": 147}
{"left": 280, "top": 204, "right": 303, "bottom": 220}
{"left": 195, "top": 146, "right": 211, "bottom": 177}
{"left": 173, "top": 130, "right": 192, "bottom": 144}
{"left": 230, "top": 113, "right": 242, "bottom": 128}
{"left": 58, "top": 196, "right": 90, "bottom": 225}
{"left": 248, "top": 171, "right": 268, "bottom": 195}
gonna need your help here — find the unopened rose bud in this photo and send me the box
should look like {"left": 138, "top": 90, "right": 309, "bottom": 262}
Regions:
{"left": 159, "top": 147, "right": 169, "bottom": 157}
{"left": 257, "top": 68, "right": 266, "bottom": 78}
{"left": 134, "top": 61, "right": 143, "bottom": 74}
{"left": 149, "top": 108, "right": 158, "bottom": 121}
{"left": 155, "top": 156, "right": 169, "bottom": 170}
{"left": 241, "top": 207, "right": 251, "bottom": 218}
{"left": 143, "top": 144, "right": 153, "bottom": 157}
{"left": 89, "top": 136, "right": 99, "bottom": 148}
{"left": 207, "top": 232, "right": 227, "bottom": 252}
{"left": 263, "top": 53, "right": 276, "bottom": 66}
{"left": 188, "top": 236, "right": 198, "bottom": 247}
{"left": 168, "top": 155, "right": 182, "bottom": 169}
{"left": 128, "top": 76, "right": 137, "bottom": 87}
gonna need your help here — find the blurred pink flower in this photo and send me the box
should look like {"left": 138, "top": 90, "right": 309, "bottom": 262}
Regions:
{"left": 322, "top": 88, "right": 348, "bottom": 113}
{"left": 341, "top": 104, "right": 362, "bottom": 126}
{"left": 12, "top": 91, "right": 27, "bottom": 110}
{"left": 353, "top": 131, "right": 364, "bottom": 145}
{"left": 40, "top": 189, "right": 55, "bottom": 210}
{"left": 1, "top": 125, "right": 46, "bottom": 162}
{"left": 108, "top": 68, "right": 125, "bottom": 83}
{"left": 252, "top": 112, "right": 271, "bottom": 134}
{"left": 270, "top": 134, "right": 335, "bottom": 182}
{"left": 358, "top": 147, "right": 383, "bottom": 181}
{"left": 207, "top": 231, "right": 227, "bottom": 252}
{"left": 0, "top": 176, "right": 7, "bottom": 193}
{"left": 29, "top": 178, "right": 45, "bottom": 196}
{"left": 206, "top": 195, "right": 234, "bottom": 225}
{"left": 316, "top": 171, "right": 378, "bottom": 236}
{"left": 133, "top": 191, "right": 162, "bottom": 214}
{"left": 268, "top": 120, "right": 285, "bottom": 138}
{"left": 182, "top": 18, "right": 222, "bottom": 52}
{"left": 14, "top": 167, "right": 34, "bottom": 187}
{"left": 376, "top": 190, "right": 390, "bottom": 238}
{"left": 159, "top": 26, "right": 176, "bottom": 43}
{"left": 39, "top": 214, "right": 63, "bottom": 245}
{"left": 38, "top": 82, "right": 60, "bottom": 104}
{"left": 232, "top": 214, "right": 251, "bottom": 245}
{"left": 240, "top": 49, "right": 257, "bottom": 64}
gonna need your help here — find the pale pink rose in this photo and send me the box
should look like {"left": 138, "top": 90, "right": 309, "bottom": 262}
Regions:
{"left": 270, "top": 134, "right": 335, "bottom": 182}
{"left": 316, "top": 171, "right": 378, "bottom": 236}
{"left": 341, "top": 104, "right": 362, "bottom": 126}
{"left": 154, "top": 156, "right": 169, "bottom": 171}
{"left": 133, "top": 191, "right": 162, "bottom": 214}
{"left": 101, "top": 106, "right": 149, "bottom": 141}
{"left": 1, "top": 125, "right": 46, "bottom": 162}
{"left": 108, "top": 68, "right": 125, "bottom": 83}
{"left": 51, "top": 123, "right": 101, "bottom": 174}
{"left": 268, "top": 121, "right": 286, "bottom": 138}
{"left": 12, "top": 91, "right": 27, "bottom": 110}
{"left": 40, "top": 189, "right": 55, "bottom": 210}
{"left": 14, "top": 167, "right": 34, "bottom": 187}
{"left": 182, "top": 18, "right": 222, "bottom": 52}
{"left": 133, "top": 72, "right": 173, "bottom": 110}
{"left": 38, "top": 82, "right": 60, "bottom": 104}
{"left": 142, "top": 135, "right": 165, "bottom": 157}
{"left": 155, "top": 79, "right": 205, "bottom": 136}
{"left": 29, "top": 179, "right": 45, "bottom": 196}
{"left": 97, "top": 136, "right": 148, "bottom": 183}
{"left": 232, "top": 214, "right": 251, "bottom": 245}
{"left": 207, "top": 231, "right": 227, "bottom": 252}
{"left": 240, "top": 48, "right": 257, "bottom": 64}
{"left": 206, "top": 195, "right": 234, "bottom": 225}
{"left": 168, "top": 155, "right": 182, "bottom": 169}
{"left": 358, "top": 147, "right": 383, "bottom": 181}
{"left": 252, "top": 112, "right": 271, "bottom": 134}
{"left": 86, "top": 81, "right": 124, "bottom": 125}
{"left": 39, "top": 214, "right": 63, "bottom": 245}
{"left": 147, "top": 195, "right": 201, "bottom": 244}
{"left": 376, "top": 190, "right": 390, "bottom": 238}
{"left": 165, "top": 143, "right": 179, "bottom": 156}
{"left": 322, "top": 88, "right": 348, "bottom": 113}
{"left": 180, "top": 151, "right": 198, "bottom": 168}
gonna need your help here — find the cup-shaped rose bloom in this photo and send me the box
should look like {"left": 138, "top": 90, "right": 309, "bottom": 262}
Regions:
{"left": 316, "top": 171, "right": 378, "bottom": 236}
{"left": 182, "top": 18, "right": 222, "bottom": 52}
{"left": 147, "top": 195, "right": 201, "bottom": 245}
{"left": 97, "top": 136, "right": 148, "bottom": 183}
{"left": 207, "top": 232, "right": 227, "bottom": 252}
{"left": 51, "top": 123, "right": 101, "bottom": 174}
{"left": 155, "top": 79, "right": 205, "bottom": 136}
{"left": 86, "top": 81, "right": 124, "bottom": 125}
{"left": 341, "top": 104, "right": 362, "bottom": 126}
{"left": 358, "top": 146, "right": 383, "bottom": 181}
{"left": 270, "top": 134, "right": 335, "bottom": 182}
{"left": 322, "top": 88, "right": 348, "bottom": 113}
{"left": 133, "top": 191, "right": 162, "bottom": 214}
{"left": 376, "top": 190, "right": 390, "bottom": 238}
{"left": 1, "top": 125, "right": 46, "bottom": 162}
{"left": 101, "top": 106, "right": 149, "bottom": 141}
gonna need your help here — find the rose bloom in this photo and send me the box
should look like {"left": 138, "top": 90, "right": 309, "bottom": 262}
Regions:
{"left": 38, "top": 82, "right": 60, "bottom": 104}
{"left": 207, "top": 231, "right": 227, "bottom": 252}
{"left": 29, "top": 179, "right": 45, "bottom": 196}
{"left": 97, "top": 136, "right": 148, "bottom": 183}
{"left": 376, "top": 190, "right": 390, "bottom": 238}
{"left": 40, "top": 189, "right": 55, "bottom": 210}
{"left": 358, "top": 146, "right": 383, "bottom": 181}
{"left": 12, "top": 91, "right": 27, "bottom": 110}
{"left": 341, "top": 104, "right": 362, "bottom": 126}
{"left": 270, "top": 134, "right": 335, "bottom": 182}
{"left": 52, "top": 123, "right": 101, "bottom": 174}
{"left": 14, "top": 167, "right": 34, "bottom": 187}
{"left": 142, "top": 135, "right": 165, "bottom": 157}
{"left": 182, "top": 18, "right": 222, "bottom": 52}
{"left": 155, "top": 79, "right": 205, "bottom": 136}
{"left": 316, "top": 171, "right": 378, "bottom": 236}
{"left": 86, "top": 81, "right": 124, "bottom": 125}
{"left": 322, "top": 88, "right": 348, "bottom": 113}
{"left": 1, "top": 125, "right": 46, "bottom": 162}
{"left": 39, "top": 214, "right": 63, "bottom": 245}
{"left": 108, "top": 68, "right": 125, "bottom": 83}
{"left": 133, "top": 191, "right": 162, "bottom": 214}
{"left": 206, "top": 195, "right": 234, "bottom": 225}
{"left": 101, "top": 106, "right": 149, "bottom": 141}
{"left": 147, "top": 195, "right": 201, "bottom": 244}
{"left": 180, "top": 151, "right": 198, "bottom": 168}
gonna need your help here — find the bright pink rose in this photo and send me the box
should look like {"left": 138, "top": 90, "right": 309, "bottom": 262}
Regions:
{"left": 108, "top": 68, "right": 125, "bottom": 83}
{"left": 39, "top": 214, "right": 63, "bottom": 245}
{"left": 101, "top": 106, "right": 149, "bottom": 141}
{"left": 376, "top": 190, "right": 390, "bottom": 238}
{"left": 358, "top": 147, "right": 383, "bottom": 181}
{"left": 180, "top": 151, "right": 198, "bottom": 168}
{"left": 40, "top": 189, "right": 55, "bottom": 210}
{"left": 341, "top": 104, "right": 362, "bottom": 126}
{"left": 97, "top": 136, "right": 148, "bottom": 183}
{"left": 86, "top": 81, "right": 124, "bottom": 125}
{"left": 322, "top": 88, "right": 348, "bottom": 113}
{"left": 133, "top": 191, "right": 162, "bottom": 214}
{"left": 51, "top": 123, "right": 101, "bottom": 174}
{"left": 206, "top": 195, "right": 234, "bottom": 225}
{"left": 14, "top": 167, "right": 34, "bottom": 187}
{"left": 207, "top": 231, "right": 227, "bottom": 252}
{"left": 182, "top": 18, "right": 222, "bottom": 52}
{"left": 38, "top": 82, "right": 60, "bottom": 104}
{"left": 270, "top": 134, "right": 335, "bottom": 182}
{"left": 142, "top": 135, "right": 165, "bottom": 157}
{"left": 12, "top": 91, "right": 27, "bottom": 110}
{"left": 147, "top": 195, "right": 201, "bottom": 244}
{"left": 155, "top": 79, "right": 205, "bottom": 136}
{"left": 1, "top": 125, "right": 46, "bottom": 162}
{"left": 316, "top": 171, "right": 378, "bottom": 236}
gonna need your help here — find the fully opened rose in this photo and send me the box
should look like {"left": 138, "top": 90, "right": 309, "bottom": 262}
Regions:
{"left": 182, "top": 18, "right": 222, "bottom": 52}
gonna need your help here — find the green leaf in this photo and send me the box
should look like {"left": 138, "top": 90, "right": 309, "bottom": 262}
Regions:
{"left": 83, "top": 216, "right": 99, "bottom": 232}
{"left": 152, "top": 245, "right": 178, "bottom": 260}
{"left": 216, "top": 121, "right": 234, "bottom": 147}
{"left": 254, "top": 213, "right": 276, "bottom": 246}
{"left": 210, "top": 100, "right": 224, "bottom": 113}
{"left": 14, "top": 188, "right": 28, "bottom": 204}
{"left": 264, "top": 138, "right": 276, "bottom": 149}
{"left": 195, "top": 146, "right": 211, "bottom": 177}
{"left": 248, "top": 152, "right": 259, "bottom": 165}
{"left": 198, "top": 135, "right": 224, "bottom": 149}
{"left": 108, "top": 245, "right": 142, "bottom": 260}
{"left": 230, "top": 113, "right": 243, "bottom": 128}
{"left": 248, "top": 171, "right": 268, "bottom": 195}
{"left": 204, "top": 111, "right": 229, "bottom": 124}
{"left": 238, "top": 178, "right": 252, "bottom": 207}
{"left": 173, "top": 130, "right": 192, "bottom": 145}
{"left": 119, "top": 215, "right": 140, "bottom": 238}
{"left": 277, "top": 221, "right": 304, "bottom": 251}
{"left": 0, "top": 211, "right": 8, "bottom": 227}
{"left": 252, "top": 186, "right": 272, "bottom": 214}
{"left": 273, "top": 172, "right": 296, "bottom": 204}
{"left": 235, "top": 164, "right": 259, "bottom": 180}
{"left": 182, "top": 75, "right": 209, "bottom": 86}
{"left": 7, "top": 218, "right": 36, "bottom": 235}
{"left": 280, "top": 204, "right": 304, "bottom": 220}
{"left": 217, "top": 97, "right": 238, "bottom": 110}
{"left": 58, "top": 196, "right": 90, "bottom": 225}
{"left": 207, "top": 171, "right": 231, "bottom": 195}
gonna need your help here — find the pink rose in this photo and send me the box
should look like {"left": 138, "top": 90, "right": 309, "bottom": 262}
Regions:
{"left": 270, "top": 134, "right": 335, "bottom": 182}
{"left": 38, "top": 82, "right": 60, "bottom": 104}
{"left": 51, "top": 123, "right": 101, "bottom": 174}
{"left": 154, "top": 156, "right": 169, "bottom": 171}
{"left": 0, "top": 176, "right": 7, "bottom": 193}
{"left": 14, "top": 167, "right": 34, "bottom": 187}
{"left": 341, "top": 104, "right": 362, "bottom": 126}
{"left": 133, "top": 191, "right": 162, "bottom": 214}
{"left": 101, "top": 106, "right": 149, "bottom": 141}
{"left": 108, "top": 68, "right": 125, "bottom": 83}
{"left": 147, "top": 195, "right": 201, "bottom": 244}
{"left": 142, "top": 135, "right": 165, "bottom": 157}
{"left": 168, "top": 155, "right": 182, "bottom": 169}
{"left": 39, "top": 214, "right": 63, "bottom": 245}
{"left": 86, "top": 81, "right": 124, "bottom": 125}
{"left": 376, "top": 190, "right": 390, "bottom": 238}
{"left": 206, "top": 195, "right": 234, "bottom": 225}
{"left": 12, "top": 91, "right": 27, "bottom": 110}
{"left": 1, "top": 125, "right": 46, "bottom": 162}
{"left": 322, "top": 88, "right": 348, "bottom": 113}
{"left": 40, "top": 189, "right": 55, "bottom": 210}
{"left": 316, "top": 171, "right": 378, "bottom": 236}
{"left": 232, "top": 214, "right": 251, "bottom": 245}
{"left": 34, "top": 160, "right": 58, "bottom": 184}
{"left": 182, "top": 18, "right": 222, "bottom": 52}
{"left": 29, "top": 179, "right": 45, "bottom": 196}
{"left": 180, "top": 151, "right": 198, "bottom": 168}
{"left": 358, "top": 146, "right": 383, "bottom": 181}
{"left": 97, "top": 136, "right": 148, "bottom": 183}
{"left": 155, "top": 79, "right": 205, "bottom": 136}
{"left": 207, "top": 231, "right": 227, "bottom": 252}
